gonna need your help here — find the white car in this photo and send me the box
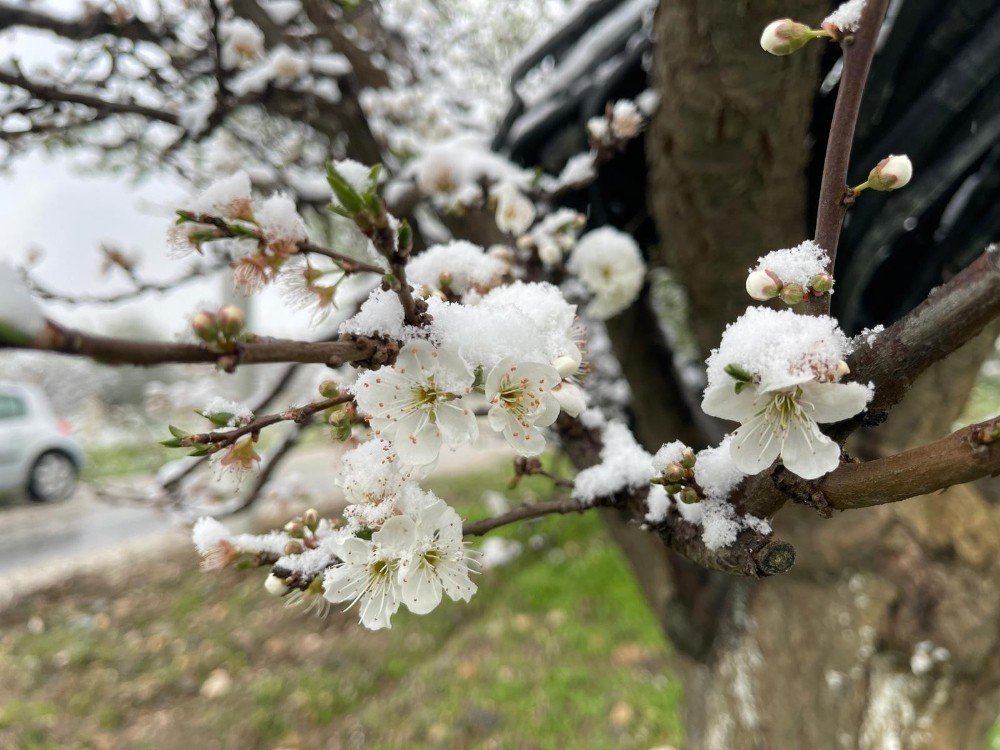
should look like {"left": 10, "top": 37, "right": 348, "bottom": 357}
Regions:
{"left": 0, "top": 382, "right": 84, "bottom": 501}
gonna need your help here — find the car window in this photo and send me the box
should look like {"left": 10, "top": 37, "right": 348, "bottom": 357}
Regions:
{"left": 0, "top": 395, "right": 27, "bottom": 420}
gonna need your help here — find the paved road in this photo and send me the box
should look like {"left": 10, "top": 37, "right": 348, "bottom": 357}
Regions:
{"left": 0, "top": 438, "right": 511, "bottom": 583}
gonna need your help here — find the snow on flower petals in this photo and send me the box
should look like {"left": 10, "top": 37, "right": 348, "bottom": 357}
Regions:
{"left": 485, "top": 358, "right": 561, "bottom": 456}
{"left": 353, "top": 340, "right": 478, "bottom": 465}
{"left": 701, "top": 307, "right": 872, "bottom": 479}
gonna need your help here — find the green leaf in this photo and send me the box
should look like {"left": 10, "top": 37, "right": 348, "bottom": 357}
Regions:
{"left": 168, "top": 424, "right": 189, "bottom": 439}
{"left": 724, "top": 363, "right": 754, "bottom": 383}
{"left": 325, "top": 163, "right": 365, "bottom": 214}
{"left": 159, "top": 438, "right": 184, "bottom": 448}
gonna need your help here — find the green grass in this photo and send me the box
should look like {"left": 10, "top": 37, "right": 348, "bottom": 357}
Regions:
{"left": 82, "top": 442, "right": 174, "bottom": 481}
{"left": 0, "top": 465, "right": 682, "bottom": 749}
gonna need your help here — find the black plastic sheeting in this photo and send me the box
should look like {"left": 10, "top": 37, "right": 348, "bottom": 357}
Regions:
{"left": 493, "top": 0, "right": 1000, "bottom": 334}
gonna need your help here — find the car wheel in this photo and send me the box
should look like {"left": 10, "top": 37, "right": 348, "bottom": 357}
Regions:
{"left": 27, "top": 451, "right": 78, "bottom": 502}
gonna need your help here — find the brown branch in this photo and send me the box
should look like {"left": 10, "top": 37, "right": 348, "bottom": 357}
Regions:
{"left": 462, "top": 495, "right": 606, "bottom": 537}
{"left": 162, "top": 363, "right": 304, "bottom": 493}
{"left": 0, "top": 2, "right": 174, "bottom": 43}
{"left": 186, "top": 394, "right": 352, "bottom": 448}
{"left": 12, "top": 322, "right": 376, "bottom": 369}
{"left": 820, "top": 417, "right": 1000, "bottom": 510}
{"left": 847, "top": 245, "right": 1000, "bottom": 419}
{"left": 190, "top": 214, "right": 387, "bottom": 275}
{"left": 803, "top": 0, "right": 890, "bottom": 316}
{"left": 744, "top": 245, "right": 1000, "bottom": 518}
{"left": 0, "top": 69, "right": 182, "bottom": 126}
{"left": 27, "top": 261, "right": 225, "bottom": 306}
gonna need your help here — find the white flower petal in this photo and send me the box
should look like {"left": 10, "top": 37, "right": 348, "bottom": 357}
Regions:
{"left": 701, "top": 383, "right": 760, "bottom": 422}
{"left": 436, "top": 402, "right": 478, "bottom": 447}
{"left": 780, "top": 418, "right": 841, "bottom": 479}
{"left": 729, "top": 414, "right": 783, "bottom": 474}
{"left": 401, "top": 560, "right": 443, "bottom": 614}
{"left": 801, "top": 381, "right": 871, "bottom": 424}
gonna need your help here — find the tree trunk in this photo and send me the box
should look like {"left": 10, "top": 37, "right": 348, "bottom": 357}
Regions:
{"left": 617, "top": 1, "right": 1000, "bottom": 746}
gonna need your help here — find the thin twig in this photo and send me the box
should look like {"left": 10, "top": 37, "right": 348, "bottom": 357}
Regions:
{"left": 186, "top": 394, "right": 352, "bottom": 448}
{"left": 805, "top": 0, "right": 890, "bottom": 316}
{"left": 463, "top": 496, "right": 604, "bottom": 537}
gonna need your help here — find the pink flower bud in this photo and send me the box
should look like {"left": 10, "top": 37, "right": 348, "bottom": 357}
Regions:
{"left": 217, "top": 305, "right": 245, "bottom": 337}
{"left": 867, "top": 154, "right": 913, "bottom": 191}
{"left": 745, "top": 269, "right": 781, "bottom": 301}
{"left": 760, "top": 19, "right": 816, "bottom": 55}
{"left": 191, "top": 311, "right": 218, "bottom": 342}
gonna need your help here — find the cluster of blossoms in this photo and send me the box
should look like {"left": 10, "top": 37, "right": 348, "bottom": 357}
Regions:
{"left": 194, "top": 439, "right": 477, "bottom": 630}
{"left": 168, "top": 170, "right": 310, "bottom": 293}
{"left": 745, "top": 240, "right": 833, "bottom": 304}
{"left": 587, "top": 100, "right": 646, "bottom": 148}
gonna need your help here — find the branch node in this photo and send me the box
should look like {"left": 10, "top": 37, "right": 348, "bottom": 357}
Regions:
{"left": 752, "top": 540, "right": 796, "bottom": 576}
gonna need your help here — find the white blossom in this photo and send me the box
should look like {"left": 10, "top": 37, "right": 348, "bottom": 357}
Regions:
{"left": 353, "top": 340, "right": 478, "bottom": 465}
{"left": 398, "top": 498, "right": 476, "bottom": 614}
{"left": 493, "top": 182, "right": 536, "bottom": 236}
{"left": 610, "top": 100, "right": 643, "bottom": 139}
{"left": 322, "top": 514, "right": 414, "bottom": 630}
{"left": 485, "top": 358, "right": 562, "bottom": 456}
{"left": 221, "top": 19, "right": 265, "bottom": 69}
{"left": 567, "top": 227, "right": 646, "bottom": 320}
{"left": 702, "top": 307, "right": 872, "bottom": 479}
{"left": 703, "top": 378, "right": 871, "bottom": 479}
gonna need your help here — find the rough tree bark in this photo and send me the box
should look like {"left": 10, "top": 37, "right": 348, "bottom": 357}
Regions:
{"left": 620, "top": 1, "right": 1000, "bottom": 747}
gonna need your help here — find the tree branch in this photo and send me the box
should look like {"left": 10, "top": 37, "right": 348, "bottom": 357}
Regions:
{"left": 820, "top": 417, "right": 1000, "bottom": 510}
{"left": 11, "top": 322, "right": 378, "bottom": 369}
{"left": 0, "top": 69, "right": 182, "bottom": 126}
{"left": 462, "top": 495, "right": 606, "bottom": 537}
{"left": 0, "top": 2, "right": 174, "bottom": 44}
{"left": 185, "top": 394, "right": 352, "bottom": 448}
{"left": 804, "top": 0, "right": 890, "bottom": 316}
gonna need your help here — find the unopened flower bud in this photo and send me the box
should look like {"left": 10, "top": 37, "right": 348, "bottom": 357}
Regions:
{"left": 663, "top": 463, "right": 685, "bottom": 483}
{"left": 809, "top": 272, "right": 834, "bottom": 294}
{"left": 760, "top": 19, "right": 817, "bottom": 55}
{"left": 302, "top": 508, "right": 319, "bottom": 531}
{"left": 779, "top": 283, "right": 805, "bottom": 305}
{"left": 283, "top": 540, "right": 304, "bottom": 555}
{"left": 191, "top": 311, "right": 218, "bottom": 342}
{"left": 318, "top": 379, "right": 340, "bottom": 399}
{"left": 264, "top": 573, "right": 290, "bottom": 596}
{"left": 665, "top": 483, "right": 683, "bottom": 495}
{"left": 866, "top": 154, "right": 913, "bottom": 191}
{"left": 218, "top": 305, "right": 245, "bottom": 337}
{"left": 284, "top": 520, "right": 304, "bottom": 538}
{"left": 745, "top": 269, "right": 781, "bottom": 301}
{"left": 680, "top": 447, "right": 697, "bottom": 470}
{"left": 834, "top": 360, "right": 851, "bottom": 380}
{"left": 552, "top": 354, "right": 580, "bottom": 379}
{"left": 679, "top": 487, "right": 700, "bottom": 505}
{"left": 552, "top": 382, "right": 586, "bottom": 418}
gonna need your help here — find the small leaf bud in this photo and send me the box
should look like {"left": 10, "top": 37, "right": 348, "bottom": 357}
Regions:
{"left": 679, "top": 488, "right": 700, "bottom": 505}
{"left": 809, "top": 272, "right": 834, "bottom": 294}
{"left": 264, "top": 573, "right": 290, "bottom": 596}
